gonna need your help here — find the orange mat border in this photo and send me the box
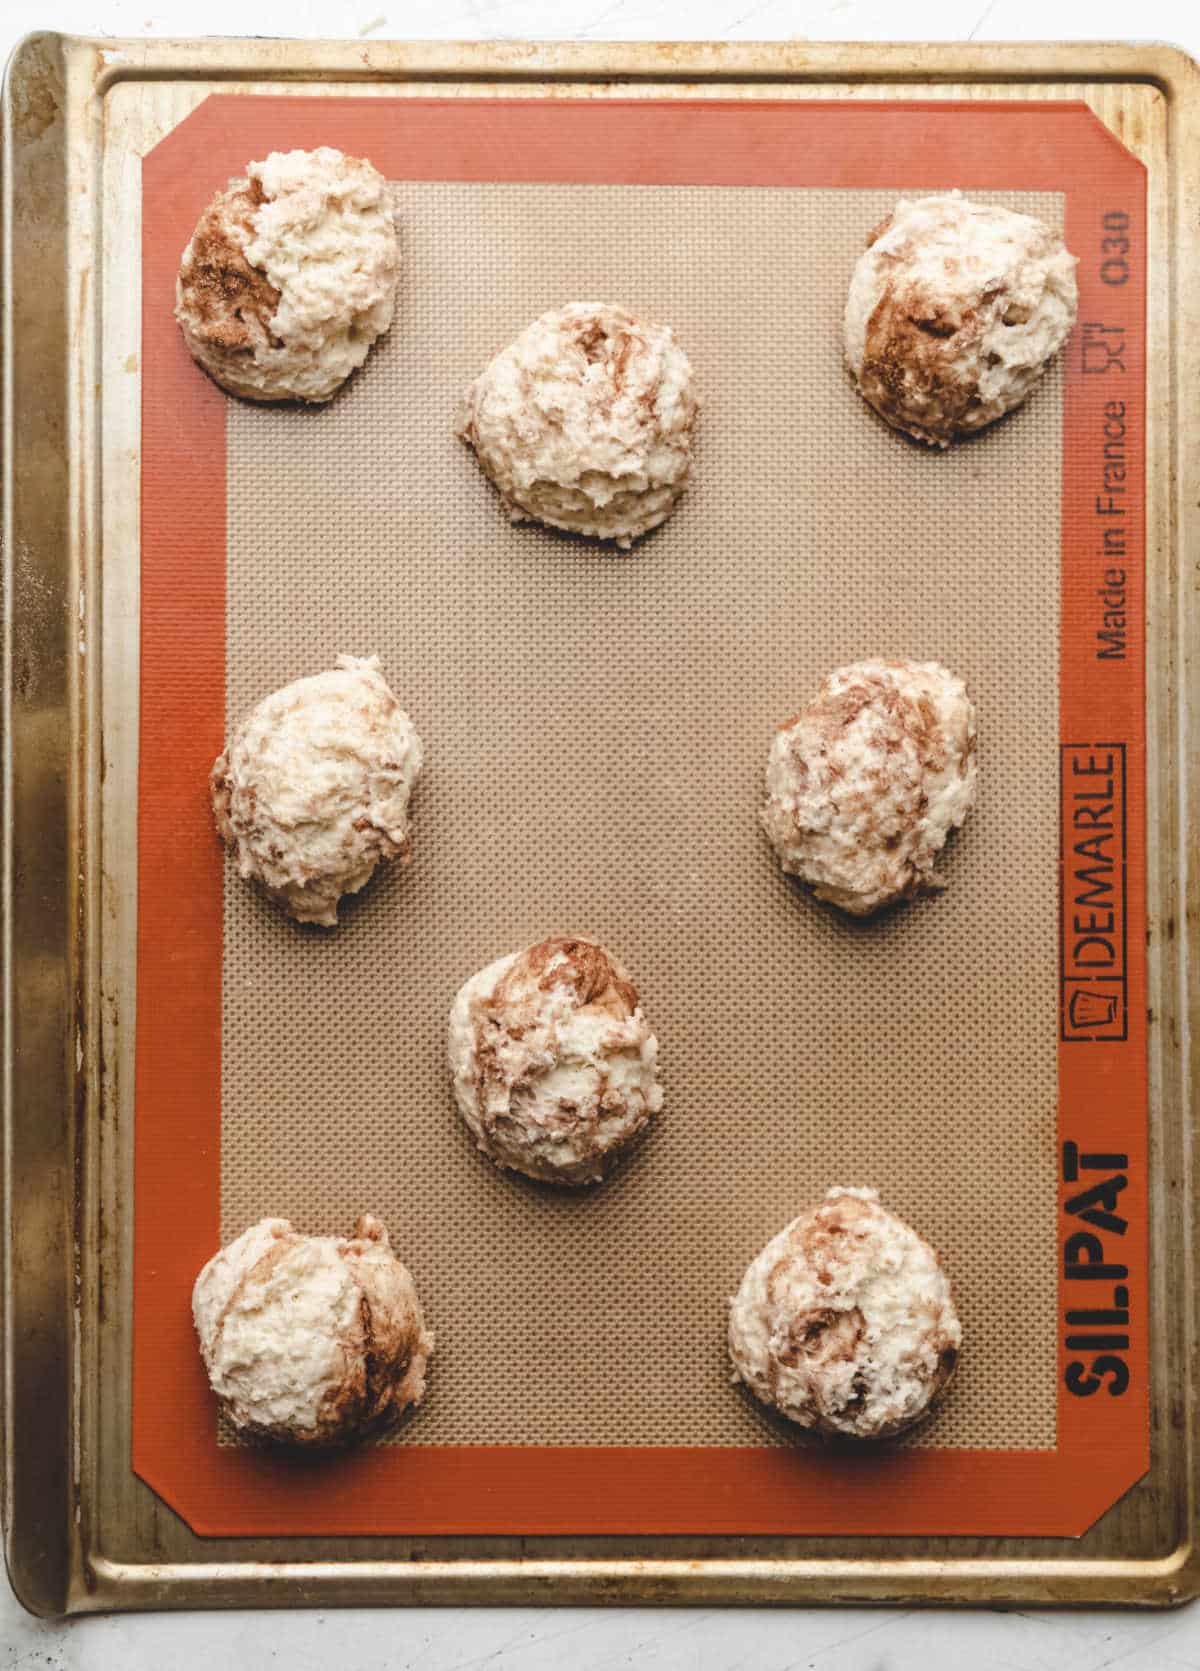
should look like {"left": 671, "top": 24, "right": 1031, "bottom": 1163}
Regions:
{"left": 135, "top": 94, "right": 1147, "bottom": 1539}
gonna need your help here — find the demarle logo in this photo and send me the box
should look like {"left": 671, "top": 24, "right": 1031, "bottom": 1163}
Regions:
{"left": 1060, "top": 745, "right": 1127, "bottom": 1042}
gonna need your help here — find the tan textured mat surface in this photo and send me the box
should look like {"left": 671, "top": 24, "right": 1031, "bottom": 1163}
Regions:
{"left": 220, "top": 182, "right": 1061, "bottom": 1450}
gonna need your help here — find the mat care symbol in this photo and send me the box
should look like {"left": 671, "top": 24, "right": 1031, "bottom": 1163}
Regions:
{"left": 1067, "top": 989, "right": 1119, "bottom": 1030}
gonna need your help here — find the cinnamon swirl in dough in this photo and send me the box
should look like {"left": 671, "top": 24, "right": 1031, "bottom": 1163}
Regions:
{"left": 211, "top": 654, "right": 422, "bottom": 927}
{"left": 728, "top": 1187, "right": 961, "bottom": 1440}
{"left": 176, "top": 146, "right": 398, "bottom": 403}
{"left": 192, "top": 1215, "right": 432, "bottom": 1447}
{"left": 844, "top": 192, "right": 1077, "bottom": 446}
{"left": 448, "top": 937, "right": 663, "bottom": 1185}
{"left": 458, "top": 303, "right": 697, "bottom": 548}
{"left": 762, "top": 659, "right": 977, "bottom": 917}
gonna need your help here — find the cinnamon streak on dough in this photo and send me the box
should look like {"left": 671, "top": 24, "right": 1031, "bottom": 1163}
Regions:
{"left": 448, "top": 937, "right": 663, "bottom": 1186}
{"left": 845, "top": 192, "right": 1078, "bottom": 446}
{"left": 212, "top": 654, "right": 423, "bottom": 926}
{"left": 458, "top": 302, "right": 698, "bottom": 547}
{"left": 176, "top": 147, "right": 399, "bottom": 403}
{"left": 729, "top": 1188, "right": 961, "bottom": 1440}
{"left": 192, "top": 1215, "right": 432, "bottom": 1447}
{"left": 762, "top": 660, "right": 978, "bottom": 917}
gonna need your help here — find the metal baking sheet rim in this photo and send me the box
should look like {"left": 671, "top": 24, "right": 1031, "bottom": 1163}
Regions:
{"left": 2, "top": 33, "right": 1197, "bottom": 1614}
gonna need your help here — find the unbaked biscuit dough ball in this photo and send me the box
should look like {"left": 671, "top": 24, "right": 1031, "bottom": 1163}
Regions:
{"left": 729, "top": 1187, "right": 961, "bottom": 1441}
{"left": 448, "top": 937, "right": 663, "bottom": 1186}
{"left": 844, "top": 191, "right": 1078, "bottom": 446}
{"left": 457, "top": 302, "right": 698, "bottom": 548}
{"left": 192, "top": 1215, "right": 432, "bottom": 1447}
{"left": 175, "top": 146, "right": 398, "bottom": 402}
{"left": 762, "top": 659, "right": 977, "bottom": 917}
{"left": 211, "top": 654, "right": 422, "bottom": 927}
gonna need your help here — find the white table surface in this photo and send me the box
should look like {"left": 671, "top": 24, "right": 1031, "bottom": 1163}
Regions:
{"left": 3, "top": 0, "right": 1197, "bottom": 1661}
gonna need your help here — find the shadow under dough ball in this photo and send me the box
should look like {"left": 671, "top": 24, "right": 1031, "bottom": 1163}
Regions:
{"left": 844, "top": 190, "right": 1078, "bottom": 446}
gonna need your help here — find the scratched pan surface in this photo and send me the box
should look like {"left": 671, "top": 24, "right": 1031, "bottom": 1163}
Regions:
{"left": 2, "top": 36, "right": 1197, "bottom": 1614}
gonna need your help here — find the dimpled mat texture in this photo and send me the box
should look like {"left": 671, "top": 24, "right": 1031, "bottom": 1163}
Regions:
{"left": 220, "top": 184, "right": 1062, "bottom": 1450}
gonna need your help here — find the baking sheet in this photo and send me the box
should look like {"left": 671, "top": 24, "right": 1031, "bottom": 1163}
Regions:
{"left": 4, "top": 32, "right": 1196, "bottom": 1610}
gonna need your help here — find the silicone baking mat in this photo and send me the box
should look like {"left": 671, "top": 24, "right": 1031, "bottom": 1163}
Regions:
{"left": 134, "top": 96, "right": 1147, "bottom": 1538}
